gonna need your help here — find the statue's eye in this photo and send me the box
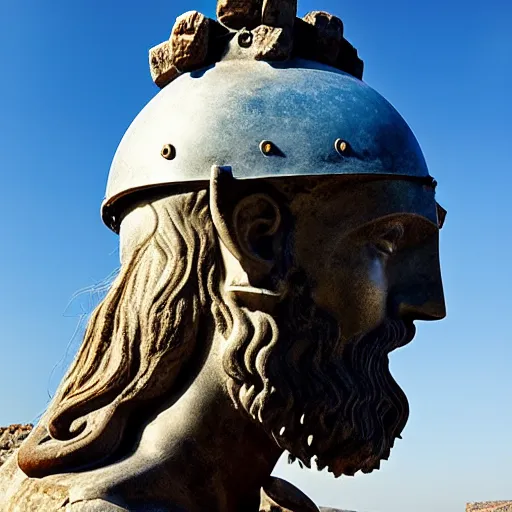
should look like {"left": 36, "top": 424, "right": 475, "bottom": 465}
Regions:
{"left": 372, "top": 223, "right": 404, "bottom": 257}
{"left": 373, "top": 239, "right": 395, "bottom": 256}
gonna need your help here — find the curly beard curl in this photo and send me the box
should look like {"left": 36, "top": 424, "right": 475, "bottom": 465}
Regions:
{"left": 222, "top": 271, "right": 411, "bottom": 477}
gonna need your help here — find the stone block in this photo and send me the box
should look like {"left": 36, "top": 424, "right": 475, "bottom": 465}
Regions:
{"left": 171, "top": 11, "right": 211, "bottom": 72}
{"left": 217, "top": 0, "right": 263, "bottom": 30}
{"left": 149, "top": 41, "right": 179, "bottom": 89}
{"left": 253, "top": 25, "right": 293, "bottom": 61}
{"left": 303, "top": 10, "right": 344, "bottom": 65}
{"left": 261, "top": 0, "right": 297, "bottom": 28}
{"left": 336, "top": 37, "right": 364, "bottom": 79}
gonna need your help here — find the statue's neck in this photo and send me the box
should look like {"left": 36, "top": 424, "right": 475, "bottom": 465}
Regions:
{"left": 70, "top": 330, "right": 282, "bottom": 512}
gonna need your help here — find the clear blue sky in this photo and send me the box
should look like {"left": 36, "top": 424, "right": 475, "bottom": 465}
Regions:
{"left": 0, "top": 1, "right": 510, "bottom": 511}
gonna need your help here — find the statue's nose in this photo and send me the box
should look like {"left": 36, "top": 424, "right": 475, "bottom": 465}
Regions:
{"left": 388, "top": 232, "right": 446, "bottom": 321}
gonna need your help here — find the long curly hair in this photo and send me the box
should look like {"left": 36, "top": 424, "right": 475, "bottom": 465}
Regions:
{"left": 18, "top": 189, "right": 233, "bottom": 477}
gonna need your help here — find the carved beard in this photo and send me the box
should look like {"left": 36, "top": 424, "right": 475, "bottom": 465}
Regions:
{"left": 223, "top": 271, "right": 413, "bottom": 477}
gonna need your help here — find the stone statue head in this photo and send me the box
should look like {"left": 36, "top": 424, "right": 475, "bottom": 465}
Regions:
{"left": 15, "top": 3, "right": 446, "bottom": 509}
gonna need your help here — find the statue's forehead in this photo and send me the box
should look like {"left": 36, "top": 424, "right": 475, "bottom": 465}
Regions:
{"left": 299, "top": 178, "right": 441, "bottom": 232}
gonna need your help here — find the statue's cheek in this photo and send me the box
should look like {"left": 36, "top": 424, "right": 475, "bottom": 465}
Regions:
{"left": 340, "top": 250, "right": 388, "bottom": 337}
{"left": 310, "top": 244, "right": 388, "bottom": 338}
{"left": 366, "top": 247, "right": 391, "bottom": 310}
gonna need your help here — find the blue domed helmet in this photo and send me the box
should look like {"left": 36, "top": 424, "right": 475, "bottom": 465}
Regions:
{"left": 102, "top": 9, "right": 442, "bottom": 233}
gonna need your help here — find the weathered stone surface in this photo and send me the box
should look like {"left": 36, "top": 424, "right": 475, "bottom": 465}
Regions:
{"left": 171, "top": 11, "right": 211, "bottom": 72}
{"left": 0, "top": 424, "right": 32, "bottom": 468}
{"left": 253, "top": 25, "right": 293, "bottom": 61}
{"left": 261, "top": 0, "right": 297, "bottom": 28}
{"left": 303, "top": 11, "right": 344, "bottom": 65}
{"left": 293, "top": 16, "right": 363, "bottom": 79}
{"left": 149, "top": 41, "right": 179, "bottom": 89}
{"left": 217, "top": 0, "right": 263, "bottom": 30}
{"left": 5, "top": 478, "right": 69, "bottom": 511}
{"left": 149, "top": 2, "right": 363, "bottom": 85}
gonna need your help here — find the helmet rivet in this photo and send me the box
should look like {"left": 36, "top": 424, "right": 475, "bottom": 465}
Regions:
{"left": 335, "top": 139, "right": 349, "bottom": 155}
{"left": 238, "top": 30, "right": 253, "bottom": 49}
{"left": 161, "top": 144, "right": 176, "bottom": 160}
{"left": 260, "top": 140, "right": 274, "bottom": 156}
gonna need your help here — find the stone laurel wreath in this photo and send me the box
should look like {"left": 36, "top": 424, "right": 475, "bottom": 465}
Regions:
{"left": 150, "top": 0, "right": 364, "bottom": 89}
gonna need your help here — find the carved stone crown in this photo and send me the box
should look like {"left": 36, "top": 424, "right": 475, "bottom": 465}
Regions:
{"left": 149, "top": 0, "right": 364, "bottom": 89}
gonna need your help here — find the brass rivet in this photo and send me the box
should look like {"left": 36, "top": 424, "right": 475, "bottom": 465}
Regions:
{"left": 161, "top": 144, "right": 176, "bottom": 160}
{"left": 238, "top": 30, "right": 253, "bottom": 48}
{"left": 335, "top": 139, "right": 349, "bottom": 155}
{"left": 260, "top": 140, "right": 274, "bottom": 156}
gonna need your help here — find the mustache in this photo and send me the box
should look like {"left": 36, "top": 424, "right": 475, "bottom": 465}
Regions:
{"left": 347, "top": 318, "right": 415, "bottom": 355}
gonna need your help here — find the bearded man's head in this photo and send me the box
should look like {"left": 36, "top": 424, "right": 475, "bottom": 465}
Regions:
{"left": 18, "top": 171, "right": 445, "bottom": 480}
{"left": 17, "top": 15, "right": 447, "bottom": 480}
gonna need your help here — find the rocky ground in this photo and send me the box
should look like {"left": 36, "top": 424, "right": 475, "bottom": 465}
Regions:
{"left": 466, "top": 502, "right": 512, "bottom": 512}
{"left": 0, "top": 424, "right": 32, "bottom": 467}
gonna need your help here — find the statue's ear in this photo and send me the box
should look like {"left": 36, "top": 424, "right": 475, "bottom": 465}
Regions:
{"left": 210, "top": 166, "right": 286, "bottom": 306}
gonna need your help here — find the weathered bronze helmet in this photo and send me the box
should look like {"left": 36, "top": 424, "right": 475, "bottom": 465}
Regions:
{"left": 102, "top": 7, "right": 438, "bottom": 232}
